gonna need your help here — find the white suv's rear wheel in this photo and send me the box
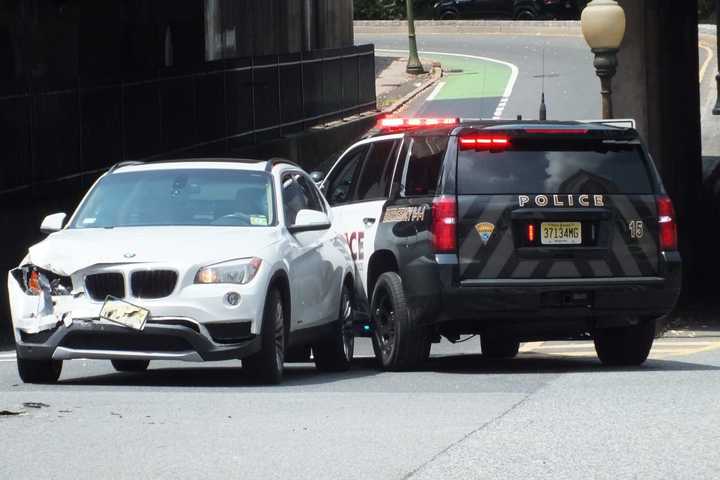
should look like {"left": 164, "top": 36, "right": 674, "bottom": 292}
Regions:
{"left": 111, "top": 360, "right": 150, "bottom": 372}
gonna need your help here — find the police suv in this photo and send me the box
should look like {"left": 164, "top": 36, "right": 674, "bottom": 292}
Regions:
{"left": 316, "top": 117, "right": 681, "bottom": 370}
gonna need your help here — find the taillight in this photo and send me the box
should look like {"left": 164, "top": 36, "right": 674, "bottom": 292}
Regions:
{"left": 432, "top": 195, "right": 457, "bottom": 253}
{"left": 527, "top": 224, "right": 536, "bottom": 243}
{"left": 656, "top": 196, "right": 678, "bottom": 251}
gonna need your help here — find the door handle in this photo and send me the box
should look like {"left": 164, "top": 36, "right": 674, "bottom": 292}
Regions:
{"left": 363, "top": 217, "right": 376, "bottom": 227}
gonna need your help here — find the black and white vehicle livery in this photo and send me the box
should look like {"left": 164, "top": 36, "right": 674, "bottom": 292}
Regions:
{"left": 316, "top": 117, "right": 681, "bottom": 370}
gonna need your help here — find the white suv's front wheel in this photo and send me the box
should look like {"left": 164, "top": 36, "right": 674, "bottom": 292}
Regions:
{"left": 243, "top": 288, "right": 285, "bottom": 384}
{"left": 17, "top": 356, "right": 62, "bottom": 384}
{"left": 314, "top": 283, "right": 354, "bottom": 372}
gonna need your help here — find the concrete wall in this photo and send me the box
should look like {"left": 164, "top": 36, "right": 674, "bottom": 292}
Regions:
{"left": 613, "top": 0, "right": 703, "bottom": 296}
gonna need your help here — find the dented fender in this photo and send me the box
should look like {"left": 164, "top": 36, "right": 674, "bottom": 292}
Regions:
{"left": 7, "top": 268, "right": 80, "bottom": 338}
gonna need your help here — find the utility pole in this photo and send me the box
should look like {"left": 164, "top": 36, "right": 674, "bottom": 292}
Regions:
{"left": 405, "top": 0, "right": 425, "bottom": 74}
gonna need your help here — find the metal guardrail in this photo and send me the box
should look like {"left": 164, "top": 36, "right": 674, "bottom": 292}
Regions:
{"left": 0, "top": 44, "right": 377, "bottom": 196}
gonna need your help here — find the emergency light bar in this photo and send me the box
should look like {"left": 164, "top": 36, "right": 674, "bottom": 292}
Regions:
{"left": 378, "top": 117, "right": 459, "bottom": 130}
{"left": 459, "top": 135, "right": 510, "bottom": 150}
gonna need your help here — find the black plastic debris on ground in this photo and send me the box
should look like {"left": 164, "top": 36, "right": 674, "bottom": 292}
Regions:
{"left": 0, "top": 410, "right": 27, "bottom": 416}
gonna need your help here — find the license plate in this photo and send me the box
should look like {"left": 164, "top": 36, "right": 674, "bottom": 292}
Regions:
{"left": 541, "top": 222, "right": 582, "bottom": 245}
{"left": 99, "top": 297, "right": 149, "bottom": 331}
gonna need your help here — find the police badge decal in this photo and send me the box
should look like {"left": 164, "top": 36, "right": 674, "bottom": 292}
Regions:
{"left": 475, "top": 222, "right": 495, "bottom": 245}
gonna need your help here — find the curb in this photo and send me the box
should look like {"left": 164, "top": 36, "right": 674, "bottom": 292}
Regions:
{"left": 355, "top": 19, "right": 581, "bottom": 35}
{"left": 381, "top": 63, "right": 443, "bottom": 114}
{"left": 357, "top": 20, "right": 717, "bottom": 37}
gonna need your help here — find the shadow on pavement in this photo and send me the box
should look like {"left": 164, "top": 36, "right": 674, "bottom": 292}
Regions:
{"left": 59, "top": 363, "right": 381, "bottom": 388}
{"left": 47, "top": 352, "right": 720, "bottom": 388}
{"left": 421, "top": 353, "right": 720, "bottom": 375}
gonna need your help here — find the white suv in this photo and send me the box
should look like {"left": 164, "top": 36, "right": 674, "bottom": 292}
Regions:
{"left": 8, "top": 159, "right": 355, "bottom": 384}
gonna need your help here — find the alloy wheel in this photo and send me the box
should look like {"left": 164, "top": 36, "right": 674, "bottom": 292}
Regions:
{"left": 373, "top": 289, "right": 397, "bottom": 360}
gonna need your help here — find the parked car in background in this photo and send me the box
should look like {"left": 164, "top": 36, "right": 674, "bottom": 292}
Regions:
{"left": 8, "top": 159, "right": 355, "bottom": 385}
{"left": 433, "top": 0, "right": 584, "bottom": 20}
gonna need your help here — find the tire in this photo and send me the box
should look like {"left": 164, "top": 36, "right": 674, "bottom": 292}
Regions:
{"left": 514, "top": 8, "right": 538, "bottom": 20}
{"left": 111, "top": 359, "right": 150, "bottom": 372}
{"left": 481, "top": 336, "right": 520, "bottom": 359}
{"left": 594, "top": 319, "right": 655, "bottom": 366}
{"left": 370, "top": 272, "right": 430, "bottom": 371}
{"left": 243, "top": 288, "right": 285, "bottom": 384}
{"left": 314, "top": 283, "right": 355, "bottom": 372}
{"left": 17, "top": 356, "right": 62, "bottom": 384}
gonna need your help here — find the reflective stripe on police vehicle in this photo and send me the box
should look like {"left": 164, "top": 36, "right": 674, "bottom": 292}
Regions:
{"left": 316, "top": 117, "right": 682, "bottom": 371}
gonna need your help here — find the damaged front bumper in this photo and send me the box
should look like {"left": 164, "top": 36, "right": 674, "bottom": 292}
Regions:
{"left": 7, "top": 268, "right": 262, "bottom": 362}
{"left": 16, "top": 320, "right": 261, "bottom": 362}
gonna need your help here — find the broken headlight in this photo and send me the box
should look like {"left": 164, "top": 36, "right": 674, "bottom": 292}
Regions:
{"left": 11, "top": 266, "right": 72, "bottom": 296}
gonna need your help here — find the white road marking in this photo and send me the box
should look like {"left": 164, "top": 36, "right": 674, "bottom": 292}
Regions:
{"left": 376, "top": 48, "right": 519, "bottom": 120}
{"left": 426, "top": 81, "right": 446, "bottom": 101}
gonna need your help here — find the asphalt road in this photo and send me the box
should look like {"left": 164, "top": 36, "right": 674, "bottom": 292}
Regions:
{"left": 2, "top": 334, "right": 720, "bottom": 480}
{"left": 360, "top": 33, "right": 602, "bottom": 121}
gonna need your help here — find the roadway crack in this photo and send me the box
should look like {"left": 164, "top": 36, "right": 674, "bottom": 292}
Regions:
{"left": 400, "top": 388, "right": 543, "bottom": 480}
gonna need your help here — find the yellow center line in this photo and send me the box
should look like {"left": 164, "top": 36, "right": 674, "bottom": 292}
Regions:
{"left": 699, "top": 41, "right": 714, "bottom": 84}
{"left": 519, "top": 341, "right": 544, "bottom": 352}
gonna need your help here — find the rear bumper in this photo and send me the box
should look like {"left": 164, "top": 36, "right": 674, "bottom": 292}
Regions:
{"left": 409, "top": 252, "right": 682, "bottom": 329}
{"left": 15, "top": 319, "right": 260, "bottom": 363}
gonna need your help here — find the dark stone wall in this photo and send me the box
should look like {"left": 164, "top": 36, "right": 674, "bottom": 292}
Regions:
{"left": 0, "top": 0, "right": 373, "bottom": 344}
{"left": 613, "top": 0, "right": 704, "bottom": 298}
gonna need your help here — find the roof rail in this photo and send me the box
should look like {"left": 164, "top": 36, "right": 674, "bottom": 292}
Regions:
{"left": 580, "top": 118, "right": 636, "bottom": 129}
{"left": 266, "top": 157, "right": 301, "bottom": 172}
{"left": 108, "top": 161, "right": 145, "bottom": 173}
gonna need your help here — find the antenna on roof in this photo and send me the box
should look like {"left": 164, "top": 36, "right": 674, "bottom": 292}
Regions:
{"left": 539, "top": 46, "right": 547, "bottom": 121}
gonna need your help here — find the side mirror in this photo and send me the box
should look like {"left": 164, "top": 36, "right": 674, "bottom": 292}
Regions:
{"left": 310, "top": 171, "right": 325, "bottom": 183}
{"left": 288, "top": 209, "right": 331, "bottom": 234}
{"left": 40, "top": 212, "right": 67, "bottom": 234}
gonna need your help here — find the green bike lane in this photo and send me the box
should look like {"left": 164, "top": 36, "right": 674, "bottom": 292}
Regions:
{"left": 377, "top": 49, "right": 518, "bottom": 119}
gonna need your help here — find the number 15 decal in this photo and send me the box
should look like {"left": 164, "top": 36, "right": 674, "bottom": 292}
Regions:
{"left": 629, "top": 220, "right": 645, "bottom": 240}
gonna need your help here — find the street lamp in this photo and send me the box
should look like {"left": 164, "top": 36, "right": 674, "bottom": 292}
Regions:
{"left": 714, "top": 0, "right": 720, "bottom": 115}
{"left": 581, "top": 0, "right": 626, "bottom": 119}
{"left": 405, "top": 0, "right": 425, "bottom": 74}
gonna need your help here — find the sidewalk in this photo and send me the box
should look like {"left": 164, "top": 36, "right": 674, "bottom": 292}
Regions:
{"left": 374, "top": 54, "right": 440, "bottom": 113}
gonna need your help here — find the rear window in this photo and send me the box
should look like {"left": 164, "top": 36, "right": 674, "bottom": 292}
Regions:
{"left": 457, "top": 143, "right": 655, "bottom": 195}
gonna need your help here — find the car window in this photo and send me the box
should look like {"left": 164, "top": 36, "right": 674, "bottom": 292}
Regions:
{"left": 299, "top": 175, "right": 327, "bottom": 213}
{"left": 355, "top": 140, "right": 399, "bottom": 202}
{"left": 70, "top": 169, "right": 275, "bottom": 228}
{"left": 325, "top": 146, "right": 368, "bottom": 206}
{"left": 401, "top": 136, "right": 449, "bottom": 197}
{"left": 282, "top": 172, "right": 323, "bottom": 225}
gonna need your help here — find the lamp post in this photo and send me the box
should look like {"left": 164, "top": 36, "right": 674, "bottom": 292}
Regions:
{"left": 580, "top": 0, "right": 626, "bottom": 119}
{"left": 405, "top": 0, "right": 425, "bottom": 74}
{"left": 714, "top": 0, "right": 720, "bottom": 115}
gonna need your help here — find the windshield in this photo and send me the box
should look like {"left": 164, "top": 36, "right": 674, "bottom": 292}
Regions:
{"left": 457, "top": 143, "right": 654, "bottom": 195}
{"left": 70, "top": 169, "right": 275, "bottom": 228}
